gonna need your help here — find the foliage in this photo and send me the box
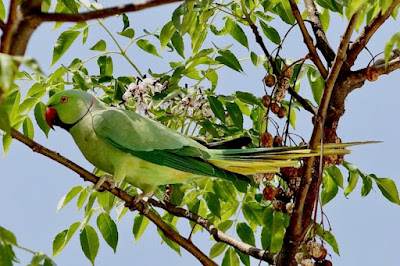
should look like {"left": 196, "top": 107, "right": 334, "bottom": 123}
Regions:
{"left": 1, "top": 0, "right": 400, "bottom": 265}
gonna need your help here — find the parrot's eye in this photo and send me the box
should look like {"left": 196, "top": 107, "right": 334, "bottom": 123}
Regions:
{"left": 60, "top": 96, "right": 68, "bottom": 103}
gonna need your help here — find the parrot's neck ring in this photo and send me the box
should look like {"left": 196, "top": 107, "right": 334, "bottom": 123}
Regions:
{"left": 57, "top": 98, "right": 96, "bottom": 131}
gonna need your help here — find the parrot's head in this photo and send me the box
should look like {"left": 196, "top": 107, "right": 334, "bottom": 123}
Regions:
{"left": 46, "top": 90, "right": 95, "bottom": 131}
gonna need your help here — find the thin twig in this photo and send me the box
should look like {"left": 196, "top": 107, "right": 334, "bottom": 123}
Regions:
{"left": 36, "top": 0, "right": 184, "bottom": 22}
{"left": 288, "top": 0, "right": 328, "bottom": 78}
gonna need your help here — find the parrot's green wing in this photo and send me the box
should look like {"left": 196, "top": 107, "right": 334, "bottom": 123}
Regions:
{"left": 92, "top": 109, "right": 250, "bottom": 183}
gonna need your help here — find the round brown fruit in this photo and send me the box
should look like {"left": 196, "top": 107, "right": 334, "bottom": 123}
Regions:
{"left": 262, "top": 94, "right": 271, "bottom": 107}
{"left": 263, "top": 186, "right": 276, "bottom": 201}
{"left": 264, "top": 74, "right": 276, "bottom": 87}
{"left": 283, "top": 66, "right": 294, "bottom": 78}
{"left": 270, "top": 102, "right": 280, "bottom": 114}
{"left": 273, "top": 135, "right": 283, "bottom": 147}
{"left": 277, "top": 106, "right": 287, "bottom": 118}
{"left": 260, "top": 132, "right": 273, "bottom": 147}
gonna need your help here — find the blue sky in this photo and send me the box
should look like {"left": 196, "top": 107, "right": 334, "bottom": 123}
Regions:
{"left": 1, "top": 1, "right": 400, "bottom": 265}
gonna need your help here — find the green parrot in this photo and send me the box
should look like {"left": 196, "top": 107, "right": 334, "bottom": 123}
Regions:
{"left": 45, "top": 90, "right": 364, "bottom": 200}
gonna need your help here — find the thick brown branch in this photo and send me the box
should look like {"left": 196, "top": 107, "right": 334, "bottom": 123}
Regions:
{"left": 36, "top": 0, "right": 183, "bottom": 22}
{"left": 346, "top": 0, "right": 400, "bottom": 71}
{"left": 0, "top": 20, "right": 6, "bottom": 31}
{"left": 149, "top": 199, "right": 276, "bottom": 264}
{"left": 276, "top": 10, "right": 362, "bottom": 266}
{"left": 288, "top": 0, "right": 328, "bottom": 78}
{"left": 1, "top": 0, "right": 20, "bottom": 54}
{"left": 9, "top": 128, "right": 216, "bottom": 266}
{"left": 303, "top": 0, "right": 335, "bottom": 66}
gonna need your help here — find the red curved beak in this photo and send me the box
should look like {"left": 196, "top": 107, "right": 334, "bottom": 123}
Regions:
{"left": 45, "top": 107, "right": 57, "bottom": 130}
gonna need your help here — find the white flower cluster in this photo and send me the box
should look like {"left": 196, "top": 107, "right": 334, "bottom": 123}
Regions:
{"left": 122, "top": 77, "right": 215, "bottom": 120}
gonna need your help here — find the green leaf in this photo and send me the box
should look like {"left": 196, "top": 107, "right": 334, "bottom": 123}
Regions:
{"left": 315, "top": 224, "right": 340, "bottom": 255}
{"left": 2, "top": 133, "right": 12, "bottom": 156}
{"left": 77, "top": 188, "right": 89, "bottom": 210}
{"left": 307, "top": 66, "right": 325, "bottom": 105}
{"left": 117, "top": 28, "right": 135, "bottom": 39}
{"left": 61, "top": 0, "right": 78, "bottom": 13}
{"left": 80, "top": 225, "right": 99, "bottom": 266}
{"left": 326, "top": 165, "right": 344, "bottom": 188}
{"left": 52, "top": 30, "right": 81, "bottom": 65}
{"left": 22, "top": 117, "right": 34, "bottom": 139}
{"left": 347, "top": 0, "right": 366, "bottom": 18}
{"left": 208, "top": 96, "right": 225, "bottom": 123}
{"left": 370, "top": 175, "right": 400, "bottom": 204}
{"left": 343, "top": 162, "right": 360, "bottom": 196}
{"left": 201, "top": 120, "right": 220, "bottom": 138}
{"left": 132, "top": 214, "right": 150, "bottom": 242}
{"left": 97, "top": 56, "right": 113, "bottom": 76}
{"left": 57, "top": 186, "right": 84, "bottom": 212}
{"left": 226, "top": 102, "right": 243, "bottom": 130}
{"left": 235, "top": 91, "right": 263, "bottom": 107}
{"left": 171, "top": 31, "right": 184, "bottom": 58}
{"left": 259, "top": 21, "right": 281, "bottom": 44}
{"left": 172, "top": 2, "right": 188, "bottom": 32}
{"left": 321, "top": 172, "right": 339, "bottom": 205}
{"left": 122, "top": 13, "right": 129, "bottom": 31}
{"left": 319, "top": 7, "right": 330, "bottom": 32}
{"left": 212, "top": 180, "right": 236, "bottom": 203}
{"left": 274, "top": 1, "right": 295, "bottom": 24}
{"left": 361, "top": 174, "right": 373, "bottom": 196}
{"left": 209, "top": 242, "right": 227, "bottom": 259}
{"left": 160, "top": 21, "right": 176, "bottom": 50}
{"left": 216, "top": 50, "right": 243, "bottom": 72}
{"left": 0, "top": 101, "right": 11, "bottom": 132}
{"left": 250, "top": 52, "right": 266, "bottom": 68}
{"left": 83, "top": 27, "right": 89, "bottom": 44}
{"left": 156, "top": 224, "right": 181, "bottom": 255}
{"left": 136, "top": 39, "right": 161, "bottom": 57}
{"left": 235, "top": 249, "right": 250, "bottom": 266}
{"left": 384, "top": 32, "right": 400, "bottom": 66}
{"left": 97, "top": 190, "right": 115, "bottom": 213}
{"left": 89, "top": 40, "right": 106, "bottom": 51}
{"left": 0, "top": 1, "right": 5, "bottom": 21}
{"left": 204, "top": 192, "right": 221, "bottom": 218}
{"left": 242, "top": 202, "right": 264, "bottom": 226}
{"left": 97, "top": 213, "right": 118, "bottom": 252}
{"left": 217, "top": 220, "right": 234, "bottom": 232}
{"left": 52, "top": 230, "right": 67, "bottom": 257}
{"left": 0, "top": 54, "right": 17, "bottom": 92}
{"left": 236, "top": 222, "right": 255, "bottom": 246}
{"left": 0, "top": 226, "right": 17, "bottom": 245}
{"left": 221, "top": 247, "right": 240, "bottom": 266}
{"left": 225, "top": 18, "right": 249, "bottom": 48}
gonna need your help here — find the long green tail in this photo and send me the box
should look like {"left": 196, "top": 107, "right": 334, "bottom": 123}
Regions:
{"left": 207, "top": 141, "right": 377, "bottom": 175}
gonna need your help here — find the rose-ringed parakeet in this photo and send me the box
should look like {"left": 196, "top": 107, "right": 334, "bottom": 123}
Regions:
{"left": 45, "top": 90, "right": 364, "bottom": 200}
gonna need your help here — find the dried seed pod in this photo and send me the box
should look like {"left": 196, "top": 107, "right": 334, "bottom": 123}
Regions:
{"left": 263, "top": 186, "right": 276, "bottom": 200}
{"left": 366, "top": 67, "right": 379, "bottom": 82}
{"left": 317, "top": 260, "right": 332, "bottom": 266}
{"left": 274, "top": 89, "right": 286, "bottom": 102}
{"left": 273, "top": 200, "right": 286, "bottom": 211}
{"left": 283, "top": 65, "right": 294, "bottom": 78}
{"left": 265, "top": 172, "right": 275, "bottom": 181}
{"left": 273, "top": 135, "right": 283, "bottom": 147}
{"left": 280, "top": 167, "right": 298, "bottom": 179}
{"left": 264, "top": 74, "right": 276, "bottom": 87}
{"left": 270, "top": 102, "right": 280, "bottom": 114}
{"left": 278, "top": 76, "right": 290, "bottom": 91}
{"left": 299, "top": 141, "right": 307, "bottom": 146}
{"left": 262, "top": 94, "right": 271, "bottom": 107}
{"left": 260, "top": 132, "right": 273, "bottom": 147}
{"left": 301, "top": 259, "right": 315, "bottom": 266}
{"left": 253, "top": 173, "right": 265, "bottom": 184}
{"left": 285, "top": 202, "right": 294, "bottom": 215}
{"left": 307, "top": 241, "right": 325, "bottom": 260}
{"left": 284, "top": 188, "right": 294, "bottom": 198}
{"left": 314, "top": 247, "right": 327, "bottom": 261}
{"left": 295, "top": 252, "right": 306, "bottom": 264}
{"left": 277, "top": 106, "right": 287, "bottom": 118}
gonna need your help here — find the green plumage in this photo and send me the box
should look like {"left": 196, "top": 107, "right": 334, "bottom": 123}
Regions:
{"left": 46, "top": 90, "right": 370, "bottom": 194}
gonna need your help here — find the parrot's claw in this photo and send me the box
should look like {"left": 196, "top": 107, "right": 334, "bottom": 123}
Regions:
{"left": 93, "top": 173, "right": 115, "bottom": 191}
{"left": 134, "top": 191, "right": 154, "bottom": 214}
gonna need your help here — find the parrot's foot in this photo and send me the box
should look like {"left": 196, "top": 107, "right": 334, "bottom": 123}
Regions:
{"left": 93, "top": 174, "right": 115, "bottom": 191}
{"left": 134, "top": 191, "right": 154, "bottom": 214}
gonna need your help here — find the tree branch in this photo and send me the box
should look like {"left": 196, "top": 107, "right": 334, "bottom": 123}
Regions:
{"left": 276, "top": 10, "right": 362, "bottom": 266}
{"left": 1, "top": 0, "right": 20, "bottom": 54}
{"left": 9, "top": 128, "right": 216, "bottom": 266}
{"left": 346, "top": 0, "right": 400, "bottom": 71}
{"left": 288, "top": 0, "right": 328, "bottom": 78}
{"left": 149, "top": 199, "right": 276, "bottom": 264}
{"left": 35, "top": 0, "right": 184, "bottom": 23}
{"left": 303, "top": 0, "right": 335, "bottom": 67}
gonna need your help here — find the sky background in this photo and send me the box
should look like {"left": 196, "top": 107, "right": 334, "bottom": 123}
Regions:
{"left": 1, "top": 0, "right": 400, "bottom": 265}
